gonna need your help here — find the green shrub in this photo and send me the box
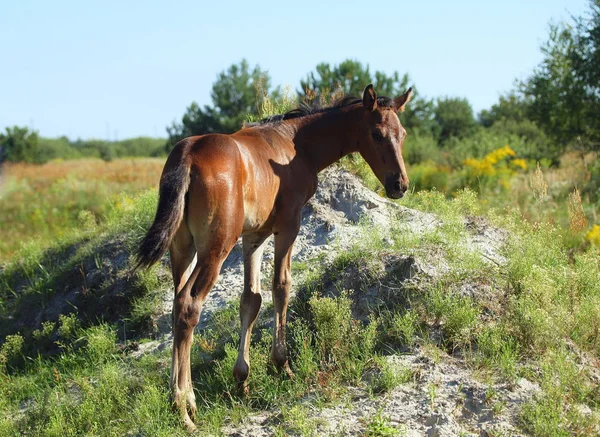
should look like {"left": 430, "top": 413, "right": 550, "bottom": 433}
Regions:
{"left": 32, "top": 321, "right": 56, "bottom": 350}
{"left": 309, "top": 293, "right": 353, "bottom": 364}
{"left": 307, "top": 292, "right": 380, "bottom": 384}
{"left": 368, "top": 355, "right": 412, "bottom": 394}
{"left": 288, "top": 319, "right": 318, "bottom": 382}
{"left": 0, "top": 333, "right": 25, "bottom": 372}
{"left": 404, "top": 132, "right": 442, "bottom": 165}
{"left": 409, "top": 162, "right": 450, "bottom": 192}
{"left": 83, "top": 325, "right": 117, "bottom": 364}
{"left": 476, "top": 325, "right": 519, "bottom": 381}
{"left": 364, "top": 409, "right": 402, "bottom": 437}
{"left": 388, "top": 310, "right": 420, "bottom": 348}
{"left": 425, "top": 285, "right": 479, "bottom": 347}
{"left": 57, "top": 314, "right": 81, "bottom": 341}
{"left": 442, "top": 297, "right": 478, "bottom": 347}
{"left": 521, "top": 349, "right": 597, "bottom": 436}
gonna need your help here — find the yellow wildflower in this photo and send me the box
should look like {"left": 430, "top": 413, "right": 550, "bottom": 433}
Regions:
{"left": 511, "top": 159, "right": 527, "bottom": 170}
{"left": 485, "top": 145, "right": 516, "bottom": 165}
{"left": 586, "top": 225, "right": 600, "bottom": 248}
{"left": 464, "top": 158, "right": 493, "bottom": 176}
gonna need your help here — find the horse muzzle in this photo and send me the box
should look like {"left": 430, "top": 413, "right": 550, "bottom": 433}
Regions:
{"left": 384, "top": 173, "right": 408, "bottom": 199}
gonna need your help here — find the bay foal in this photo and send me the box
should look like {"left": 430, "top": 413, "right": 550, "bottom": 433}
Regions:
{"left": 137, "top": 84, "right": 412, "bottom": 430}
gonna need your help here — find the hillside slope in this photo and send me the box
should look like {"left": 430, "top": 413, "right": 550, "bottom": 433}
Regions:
{"left": 0, "top": 166, "right": 599, "bottom": 436}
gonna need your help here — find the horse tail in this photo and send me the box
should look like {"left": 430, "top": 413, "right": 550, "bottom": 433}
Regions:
{"left": 135, "top": 139, "right": 192, "bottom": 270}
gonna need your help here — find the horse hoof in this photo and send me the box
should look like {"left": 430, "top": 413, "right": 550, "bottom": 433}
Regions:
{"left": 182, "top": 413, "right": 197, "bottom": 433}
{"left": 172, "top": 389, "right": 197, "bottom": 432}
{"left": 187, "top": 402, "right": 197, "bottom": 421}
{"left": 186, "top": 393, "right": 197, "bottom": 420}
{"left": 268, "top": 360, "right": 295, "bottom": 379}
{"left": 281, "top": 362, "right": 295, "bottom": 380}
{"left": 236, "top": 380, "right": 250, "bottom": 396}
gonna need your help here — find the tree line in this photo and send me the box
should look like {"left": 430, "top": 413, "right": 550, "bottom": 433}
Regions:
{"left": 0, "top": 129, "right": 165, "bottom": 164}
{"left": 2, "top": 0, "right": 598, "bottom": 165}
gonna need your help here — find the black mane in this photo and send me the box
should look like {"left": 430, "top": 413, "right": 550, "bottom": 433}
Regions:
{"left": 248, "top": 95, "right": 394, "bottom": 127}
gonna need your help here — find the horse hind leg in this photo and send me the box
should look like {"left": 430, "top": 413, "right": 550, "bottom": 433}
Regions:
{"left": 168, "top": 223, "right": 198, "bottom": 422}
{"left": 171, "top": 144, "right": 245, "bottom": 428}
{"left": 170, "top": 222, "right": 197, "bottom": 296}
{"left": 171, "top": 227, "right": 241, "bottom": 431}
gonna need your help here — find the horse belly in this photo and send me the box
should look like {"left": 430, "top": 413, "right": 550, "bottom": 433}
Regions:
{"left": 242, "top": 196, "right": 276, "bottom": 232}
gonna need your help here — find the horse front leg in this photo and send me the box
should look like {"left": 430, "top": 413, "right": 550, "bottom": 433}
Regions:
{"left": 270, "top": 216, "right": 301, "bottom": 378}
{"left": 233, "top": 232, "right": 270, "bottom": 393}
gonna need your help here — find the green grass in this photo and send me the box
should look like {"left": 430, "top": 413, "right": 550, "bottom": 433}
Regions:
{"left": 0, "top": 189, "right": 165, "bottom": 348}
{"left": 0, "top": 324, "right": 184, "bottom": 436}
{"left": 1, "top": 157, "right": 600, "bottom": 435}
{"left": 339, "top": 150, "right": 600, "bottom": 254}
{"left": 364, "top": 410, "right": 404, "bottom": 437}
{"left": 295, "top": 186, "right": 600, "bottom": 434}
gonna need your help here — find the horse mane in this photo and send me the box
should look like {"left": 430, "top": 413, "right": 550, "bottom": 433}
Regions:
{"left": 247, "top": 95, "right": 394, "bottom": 127}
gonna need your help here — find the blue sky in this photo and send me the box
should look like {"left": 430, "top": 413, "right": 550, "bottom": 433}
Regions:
{"left": 1, "top": 0, "right": 589, "bottom": 140}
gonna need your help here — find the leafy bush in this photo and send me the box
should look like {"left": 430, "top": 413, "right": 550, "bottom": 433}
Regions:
{"left": 384, "top": 310, "right": 420, "bottom": 348}
{"left": 409, "top": 162, "right": 451, "bottom": 192}
{"left": 434, "top": 97, "right": 477, "bottom": 143}
{"left": 57, "top": 314, "right": 81, "bottom": 340}
{"left": 403, "top": 132, "right": 443, "bottom": 165}
{"left": 32, "top": 321, "right": 56, "bottom": 350}
{"left": 84, "top": 325, "right": 117, "bottom": 365}
{"left": 309, "top": 293, "right": 354, "bottom": 363}
{"left": 487, "top": 118, "right": 555, "bottom": 162}
{"left": 458, "top": 145, "right": 526, "bottom": 192}
{"left": 476, "top": 325, "right": 519, "bottom": 381}
{"left": 0, "top": 334, "right": 25, "bottom": 372}
{"left": 0, "top": 126, "right": 42, "bottom": 163}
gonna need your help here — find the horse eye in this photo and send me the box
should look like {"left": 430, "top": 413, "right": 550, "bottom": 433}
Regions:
{"left": 371, "top": 131, "right": 384, "bottom": 141}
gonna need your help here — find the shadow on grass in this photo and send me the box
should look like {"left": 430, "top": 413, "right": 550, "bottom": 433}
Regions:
{"left": 0, "top": 231, "right": 166, "bottom": 357}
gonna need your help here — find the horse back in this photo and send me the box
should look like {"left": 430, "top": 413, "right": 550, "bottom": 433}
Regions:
{"left": 184, "top": 130, "right": 305, "bottom": 234}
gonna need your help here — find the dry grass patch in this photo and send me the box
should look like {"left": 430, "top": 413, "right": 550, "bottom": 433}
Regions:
{"left": 0, "top": 158, "right": 164, "bottom": 261}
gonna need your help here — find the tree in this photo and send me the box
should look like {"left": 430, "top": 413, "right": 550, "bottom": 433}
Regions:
{"left": 37, "top": 136, "right": 81, "bottom": 162}
{"left": 522, "top": 24, "right": 586, "bottom": 145}
{"left": 300, "top": 59, "right": 413, "bottom": 100}
{"left": 434, "top": 97, "right": 477, "bottom": 143}
{"left": 0, "top": 126, "right": 42, "bottom": 163}
{"left": 301, "top": 60, "right": 378, "bottom": 97}
{"left": 521, "top": 0, "right": 600, "bottom": 150}
{"left": 300, "top": 59, "right": 436, "bottom": 134}
{"left": 166, "top": 60, "right": 272, "bottom": 150}
{"left": 478, "top": 93, "right": 530, "bottom": 128}
{"left": 478, "top": 93, "right": 557, "bottom": 161}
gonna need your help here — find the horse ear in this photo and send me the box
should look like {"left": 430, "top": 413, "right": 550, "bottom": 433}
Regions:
{"left": 393, "top": 87, "right": 413, "bottom": 112}
{"left": 362, "top": 84, "right": 378, "bottom": 111}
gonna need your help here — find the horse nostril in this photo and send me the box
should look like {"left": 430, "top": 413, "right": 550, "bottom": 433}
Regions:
{"left": 394, "top": 181, "right": 401, "bottom": 192}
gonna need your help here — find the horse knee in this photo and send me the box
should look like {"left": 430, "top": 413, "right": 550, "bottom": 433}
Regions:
{"left": 273, "top": 271, "right": 291, "bottom": 292}
{"left": 175, "top": 300, "right": 201, "bottom": 332}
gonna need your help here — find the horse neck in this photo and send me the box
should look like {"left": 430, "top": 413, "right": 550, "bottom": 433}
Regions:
{"left": 285, "top": 107, "right": 362, "bottom": 173}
